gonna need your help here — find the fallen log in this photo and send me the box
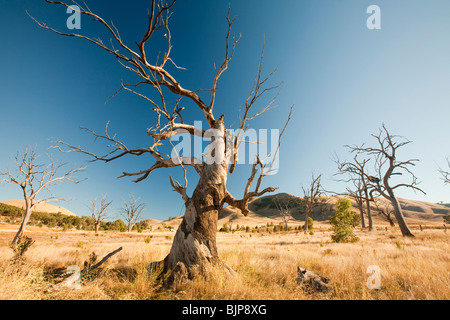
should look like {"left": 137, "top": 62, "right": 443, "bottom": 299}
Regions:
{"left": 297, "top": 267, "right": 331, "bottom": 293}
{"left": 46, "top": 247, "right": 123, "bottom": 292}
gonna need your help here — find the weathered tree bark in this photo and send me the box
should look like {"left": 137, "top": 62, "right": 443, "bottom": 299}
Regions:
{"left": 386, "top": 188, "right": 414, "bottom": 237}
{"left": 163, "top": 174, "right": 224, "bottom": 278}
{"left": 161, "top": 120, "right": 230, "bottom": 280}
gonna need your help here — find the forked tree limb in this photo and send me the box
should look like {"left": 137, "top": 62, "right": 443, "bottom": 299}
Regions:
{"left": 224, "top": 105, "right": 293, "bottom": 215}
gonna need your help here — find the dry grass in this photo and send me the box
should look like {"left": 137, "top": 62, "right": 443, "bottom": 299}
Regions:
{"left": 0, "top": 225, "right": 448, "bottom": 300}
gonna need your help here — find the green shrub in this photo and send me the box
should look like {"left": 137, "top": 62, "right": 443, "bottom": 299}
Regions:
{"left": 10, "top": 236, "right": 35, "bottom": 261}
{"left": 329, "top": 199, "right": 359, "bottom": 243}
{"left": 219, "top": 223, "right": 231, "bottom": 233}
{"left": 144, "top": 235, "right": 153, "bottom": 244}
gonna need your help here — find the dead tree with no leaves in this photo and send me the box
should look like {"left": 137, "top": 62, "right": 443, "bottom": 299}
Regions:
{"left": 373, "top": 198, "right": 396, "bottom": 227}
{"left": 32, "top": 0, "right": 293, "bottom": 281}
{"left": 274, "top": 196, "right": 292, "bottom": 231}
{"left": 0, "top": 147, "right": 83, "bottom": 244}
{"left": 301, "top": 173, "right": 326, "bottom": 232}
{"left": 335, "top": 153, "right": 374, "bottom": 230}
{"left": 348, "top": 124, "right": 425, "bottom": 237}
{"left": 88, "top": 195, "right": 113, "bottom": 234}
{"left": 121, "top": 195, "right": 146, "bottom": 232}
{"left": 345, "top": 178, "right": 367, "bottom": 229}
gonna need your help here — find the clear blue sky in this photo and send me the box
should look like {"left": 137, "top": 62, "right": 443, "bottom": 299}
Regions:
{"left": 1, "top": 0, "right": 450, "bottom": 220}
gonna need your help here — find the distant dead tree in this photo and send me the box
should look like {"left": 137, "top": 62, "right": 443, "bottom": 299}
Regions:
{"left": 345, "top": 178, "right": 367, "bottom": 229}
{"left": 301, "top": 173, "right": 326, "bottom": 232}
{"left": 373, "top": 198, "right": 396, "bottom": 227}
{"left": 0, "top": 147, "right": 83, "bottom": 244}
{"left": 334, "top": 153, "right": 374, "bottom": 230}
{"left": 32, "top": 0, "right": 293, "bottom": 281}
{"left": 88, "top": 195, "right": 113, "bottom": 234}
{"left": 274, "top": 196, "right": 292, "bottom": 231}
{"left": 121, "top": 195, "right": 146, "bottom": 232}
{"left": 348, "top": 124, "right": 425, "bottom": 237}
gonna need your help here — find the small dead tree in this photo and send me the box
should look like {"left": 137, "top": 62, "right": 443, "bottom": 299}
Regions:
{"left": 31, "top": 0, "right": 293, "bottom": 281}
{"left": 301, "top": 173, "right": 326, "bottom": 232}
{"left": 88, "top": 195, "right": 113, "bottom": 234}
{"left": 345, "top": 178, "right": 366, "bottom": 229}
{"left": 121, "top": 195, "right": 146, "bottom": 232}
{"left": 274, "top": 196, "right": 292, "bottom": 231}
{"left": 373, "top": 198, "right": 396, "bottom": 227}
{"left": 0, "top": 147, "right": 83, "bottom": 244}
{"left": 348, "top": 124, "right": 425, "bottom": 237}
{"left": 335, "top": 153, "right": 374, "bottom": 230}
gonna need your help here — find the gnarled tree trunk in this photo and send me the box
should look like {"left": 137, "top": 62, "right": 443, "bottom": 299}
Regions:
{"left": 161, "top": 120, "right": 230, "bottom": 281}
{"left": 163, "top": 169, "right": 226, "bottom": 279}
{"left": 387, "top": 190, "right": 413, "bottom": 237}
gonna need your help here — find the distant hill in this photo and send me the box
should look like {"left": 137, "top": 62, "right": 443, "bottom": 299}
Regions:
{"left": 0, "top": 200, "right": 77, "bottom": 217}
{"left": 143, "top": 193, "right": 449, "bottom": 230}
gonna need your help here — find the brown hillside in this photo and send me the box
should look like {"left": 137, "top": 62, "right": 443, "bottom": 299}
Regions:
{"left": 0, "top": 200, "right": 77, "bottom": 217}
{"left": 143, "top": 193, "right": 449, "bottom": 230}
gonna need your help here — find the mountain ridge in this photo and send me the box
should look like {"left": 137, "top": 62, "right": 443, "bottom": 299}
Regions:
{"left": 143, "top": 193, "right": 449, "bottom": 229}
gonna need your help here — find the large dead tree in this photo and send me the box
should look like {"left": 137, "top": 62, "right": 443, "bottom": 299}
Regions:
{"left": 335, "top": 153, "right": 374, "bottom": 230}
{"left": 301, "top": 173, "right": 326, "bottom": 232}
{"left": 348, "top": 124, "right": 425, "bottom": 237}
{"left": 0, "top": 147, "right": 83, "bottom": 244}
{"left": 32, "top": 1, "right": 293, "bottom": 280}
{"left": 120, "top": 195, "right": 146, "bottom": 232}
{"left": 88, "top": 195, "right": 113, "bottom": 234}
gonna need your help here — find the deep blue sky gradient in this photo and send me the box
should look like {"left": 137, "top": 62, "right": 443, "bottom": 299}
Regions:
{"left": 1, "top": 0, "right": 450, "bottom": 220}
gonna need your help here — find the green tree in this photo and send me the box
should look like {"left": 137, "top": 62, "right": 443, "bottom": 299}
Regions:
{"left": 329, "top": 199, "right": 359, "bottom": 243}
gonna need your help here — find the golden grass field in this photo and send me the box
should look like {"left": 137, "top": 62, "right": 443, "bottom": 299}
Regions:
{"left": 0, "top": 223, "right": 448, "bottom": 300}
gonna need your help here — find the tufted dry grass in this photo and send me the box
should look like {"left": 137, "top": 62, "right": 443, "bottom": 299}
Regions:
{"left": 0, "top": 225, "right": 448, "bottom": 300}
